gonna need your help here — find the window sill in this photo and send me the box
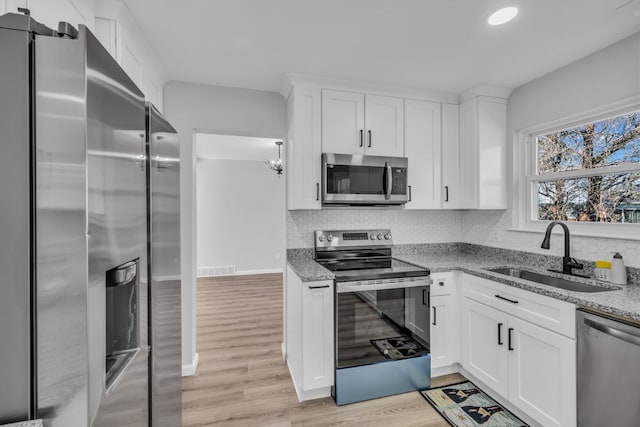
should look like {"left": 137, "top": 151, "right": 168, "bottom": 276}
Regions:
{"left": 508, "top": 222, "right": 640, "bottom": 241}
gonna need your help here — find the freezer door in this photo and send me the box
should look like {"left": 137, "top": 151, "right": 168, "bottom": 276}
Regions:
{"left": 147, "top": 104, "right": 182, "bottom": 427}
{"left": 34, "top": 29, "right": 90, "bottom": 427}
{"left": 0, "top": 26, "right": 32, "bottom": 425}
{"left": 82, "top": 27, "right": 149, "bottom": 427}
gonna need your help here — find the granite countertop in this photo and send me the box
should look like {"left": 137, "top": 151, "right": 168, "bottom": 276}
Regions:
{"left": 287, "top": 244, "right": 640, "bottom": 322}
{"left": 0, "top": 421, "right": 43, "bottom": 427}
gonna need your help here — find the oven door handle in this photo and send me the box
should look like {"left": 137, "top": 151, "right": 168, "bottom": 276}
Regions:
{"left": 336, "top": 278, "right": 432, "bottom": 293}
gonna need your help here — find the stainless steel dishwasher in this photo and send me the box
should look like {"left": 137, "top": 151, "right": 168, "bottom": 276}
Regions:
{"left": 577, "top": 308, "right": 640, "bottom": 427}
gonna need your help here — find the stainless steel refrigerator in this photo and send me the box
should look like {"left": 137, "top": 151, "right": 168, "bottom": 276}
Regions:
{"left": 0, "top": 11, "right": 181, "bottom": 427}
{"left": 146, "top": 103, "right": 182, "bottom": 427}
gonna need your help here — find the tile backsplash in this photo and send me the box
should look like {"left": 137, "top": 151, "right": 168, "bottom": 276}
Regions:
{"left": 463, "top": 210, "right": 640, "bottom": 269}
{"left": 287, "top": 209, "right": 463, "bottom": 248}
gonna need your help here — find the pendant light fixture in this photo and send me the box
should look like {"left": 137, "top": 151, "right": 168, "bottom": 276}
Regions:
{"left": 265, "top": 141, "right": 284, "bottom": 176}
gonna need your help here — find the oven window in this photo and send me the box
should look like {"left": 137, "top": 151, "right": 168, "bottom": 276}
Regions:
{"left": 336, "top": 286, "right": 430, "bottom": 369}
{"left": 326, "top": 164, "right": 384, "bottom": 195}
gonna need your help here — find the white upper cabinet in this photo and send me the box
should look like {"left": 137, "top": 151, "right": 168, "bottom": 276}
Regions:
{"left": 459, "top": 96, "right": 508, "bottom": 209}
{"left": 321, "top": 89, "right": 404, "bottom": 157}
{"left": 441, "top": 103, "right": 460, "bottom": 209}
{"left": 286, "top": 86, "right": 322, "bottom": 210}
{"left": 364, "top": 94, "right": 404, "bottom": 157}
{"left": 94, "top": 1, "right": 167, "bottom": 110}
{"left": 321, "top": 90, "right": 364, "bottom": 155}
{"left": 404, "top": 99, "right": 441, "bottom": 209}
{"left": 2, "top": 1, "right": 27, "bottom": 15}
{"left": 24, "top": 0, "right": 93, "bottom": 31}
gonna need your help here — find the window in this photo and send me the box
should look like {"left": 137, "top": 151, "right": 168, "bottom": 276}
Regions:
{"left": 529, "top": 110, "right": 640, "bottom": 224}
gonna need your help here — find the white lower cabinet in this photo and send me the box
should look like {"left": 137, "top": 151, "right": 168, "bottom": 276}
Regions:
{"left": 462, "top": 275, "right": 576, "bottom": 427}
{"left": 285, "top": 266, "right": 333, "bottom": 401}
{"left": 429, "top": 272, "right": 459, "bottom": 370}
{"left": 462, "top": 298, "right": 508, "bottom": 395}
{"left": 507, "top": 316, "right": 576, "bottom": 427}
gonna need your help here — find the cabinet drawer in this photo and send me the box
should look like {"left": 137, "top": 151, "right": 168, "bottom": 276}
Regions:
{"left": 463, "top": 274, "right": 575, "bottom": 339}
{"left": 430, "top": 272, "right": 456, "bottom": 296}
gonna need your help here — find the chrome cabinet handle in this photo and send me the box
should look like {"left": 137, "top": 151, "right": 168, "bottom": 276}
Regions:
{"left": 359, "top": 129, "right": 364, "bottom": 147}
{"left": 368, "top": 130, "right": 372, "bottom": 148}
{"left": 495, "top": 294, "right": 519, "bottom": 304}
{"left": 498, "top": 322, "right": 503, "bottom": 345}
{"left": 408, "top": 185, "right": 412, "bottom": 201}
{"left": 316, "top": 183, "right": 320, "bottom": 201}
{"left": 308, "top": 284, "right": 330, "bottom": 289}
{"left": 444, "top": 186, "right": 449, "bottom": 202}
{"left": 432, "top": 306, "right": 437, "bottom": 326}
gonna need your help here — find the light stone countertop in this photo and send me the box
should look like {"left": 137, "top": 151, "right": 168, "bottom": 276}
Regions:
{"left": 0, "top": 421, "right": 43, "bottom": 427}
{"left": 287, "top": 244, "right": 640, "bottom": 322}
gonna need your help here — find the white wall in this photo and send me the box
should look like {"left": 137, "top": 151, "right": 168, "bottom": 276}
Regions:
{"left": 197, "top": 158, "right": 284, "bottom": 273}
{"left": 163, "top": 81, "right": 286, "bottom": 372}
{"left": 463, "top": 33, "right": 640, "bottom": 268}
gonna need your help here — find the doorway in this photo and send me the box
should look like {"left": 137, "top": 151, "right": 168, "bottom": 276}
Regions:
{"left": 195, "top": 133, "right": 285, "bottom": 277}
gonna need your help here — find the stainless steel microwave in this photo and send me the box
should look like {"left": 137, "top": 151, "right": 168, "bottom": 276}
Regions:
{"left": 322, "top": 153, "right": 408, "bottom": 205}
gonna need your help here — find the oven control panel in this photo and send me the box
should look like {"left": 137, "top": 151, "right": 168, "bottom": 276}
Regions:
{"left": 315, "top": 229, "right": 393, "bottom": 249}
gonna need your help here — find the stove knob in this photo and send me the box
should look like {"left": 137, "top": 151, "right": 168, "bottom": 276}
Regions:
{"left": 370, "top": 234, "right": 376, "bottom": 240}
{"left": 384, "top": 233, "right": 391, "bottom": 240}
{"left": 318, "top": 235, "right": 325, "bottom": 242}
{"left": 376, "top": 234, "right": 382, "bottom": 240}
{"left": 327, "top": 234, "right": 334, "bottom": 242}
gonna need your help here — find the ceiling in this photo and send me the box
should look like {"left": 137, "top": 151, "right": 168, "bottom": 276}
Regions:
{"left": 196, "top": 134, "right": 282, "bottom": 161}
{"left": 123, "top": 0, "right": 640, "bottom": 95}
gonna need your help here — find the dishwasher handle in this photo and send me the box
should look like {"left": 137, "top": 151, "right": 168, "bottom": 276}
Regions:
{"left": 583, "top": 317, "right": 640, "bottom": 347}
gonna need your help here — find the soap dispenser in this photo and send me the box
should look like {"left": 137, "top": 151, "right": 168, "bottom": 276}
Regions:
{"left": 610, "top": 252, "right": 627, "bottom": 285}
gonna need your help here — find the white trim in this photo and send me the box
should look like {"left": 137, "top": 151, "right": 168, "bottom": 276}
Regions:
{"left": 234, "top": 268, "right": 283, "bottom": 276}
{"left": 513, "top": 97, "right": 640, "bottom": 238}
{"left": 281, "top": 342, "right": 287, "bottom": 362}
{"left": 182, "top": 352, "right": 199, "bottom": 377}
{"left": 280, "top": 72, "right": 459, "bottom": 104}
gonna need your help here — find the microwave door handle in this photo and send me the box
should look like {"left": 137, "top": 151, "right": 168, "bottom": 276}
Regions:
{"left": 385, "top": 162, "right": 392, "bottom": 200}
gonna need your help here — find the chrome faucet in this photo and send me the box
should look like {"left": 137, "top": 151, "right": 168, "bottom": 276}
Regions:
{"left": 540, "top": 221, "right": 586, "bottom": 276}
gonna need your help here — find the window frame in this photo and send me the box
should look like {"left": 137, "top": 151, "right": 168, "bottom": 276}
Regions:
{"left": 513, "top": 97, "right": 640, "bottom": 240}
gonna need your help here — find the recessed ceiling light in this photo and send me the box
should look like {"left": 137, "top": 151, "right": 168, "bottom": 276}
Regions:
{"left": 487, "top": 6, "right": 519, "bottom": 26}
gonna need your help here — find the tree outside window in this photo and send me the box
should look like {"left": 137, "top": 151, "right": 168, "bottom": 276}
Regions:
{"left": 534, "top": 111, "right": 640, "bottom": 223}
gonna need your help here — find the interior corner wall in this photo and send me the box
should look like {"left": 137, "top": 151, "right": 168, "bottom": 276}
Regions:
{"left": 463, "top": 32, "right": 640, "bottom": 268}
{"left": 163, "top": 81, "right": 286, "bottom": 371}
{"left": 197, "top": 158, "right": 285, "bottom": 273}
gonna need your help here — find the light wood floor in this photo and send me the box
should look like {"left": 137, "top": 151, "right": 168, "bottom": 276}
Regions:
{"left": 182, "top": 273, "right": 464, "bottom": 426}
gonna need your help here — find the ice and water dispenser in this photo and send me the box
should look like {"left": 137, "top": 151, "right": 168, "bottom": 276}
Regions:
{"left": 105, "top": 259, "right": 139, "bottom": 390}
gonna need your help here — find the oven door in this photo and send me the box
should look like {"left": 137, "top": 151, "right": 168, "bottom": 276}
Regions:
{"left": 335, "top": 277, "right": 431, "bottom": 370}
{"left": 322, "top": 153, "right": 408, "bottom": 205}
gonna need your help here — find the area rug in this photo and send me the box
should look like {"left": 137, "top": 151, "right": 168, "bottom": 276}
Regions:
{"left": 370, "top": 335, "right": 428, "bottom": 360}
{"left": 420, "top": 381, "right": 529, "bottom": 426}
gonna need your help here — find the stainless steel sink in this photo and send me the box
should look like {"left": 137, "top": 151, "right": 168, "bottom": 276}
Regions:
{"left": 486, "top": 267, "right": 614, "bottom": 293}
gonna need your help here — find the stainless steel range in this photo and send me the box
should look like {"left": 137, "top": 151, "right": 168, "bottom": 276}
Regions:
{"left": 315, "top": 229, "right": 432, "bottom": 405}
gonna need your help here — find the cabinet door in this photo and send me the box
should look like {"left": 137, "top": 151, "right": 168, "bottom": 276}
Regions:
{"left": 430, "top": 294, "right": 458, "bottom": 369}
{"left": 462, "top": 298, "right": 508, "bottom": 397}
{"left": 477, "top": 97, "right": 507, "bottom": 209}
{"left": 404, "top": 100, "right": 441, "bottom": 209}
{"left": 287, "top": 86, "right": 322, "bottom": 210}
{"left": 405, "top": 287, "right": 430, "bottom": 342}
{"left": 364, "top": 94, "right": 404, "bottom": 157}
{"left": 26, "top": 0, "right": 88, "bottom": 30}
{"left": 441, "top": 103, "right": 460, "bottom": 209}
{"left": 302, "top": 281, "right": 334, "bottom": 389}
{"left": 458, "top": 99, "right": 478, "bottom": 209}
{"left": 321, "top": 89, "right": 364, "bottom": 155}
{"left": 508, "top": 317, "right": 576, "bottom": 427}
